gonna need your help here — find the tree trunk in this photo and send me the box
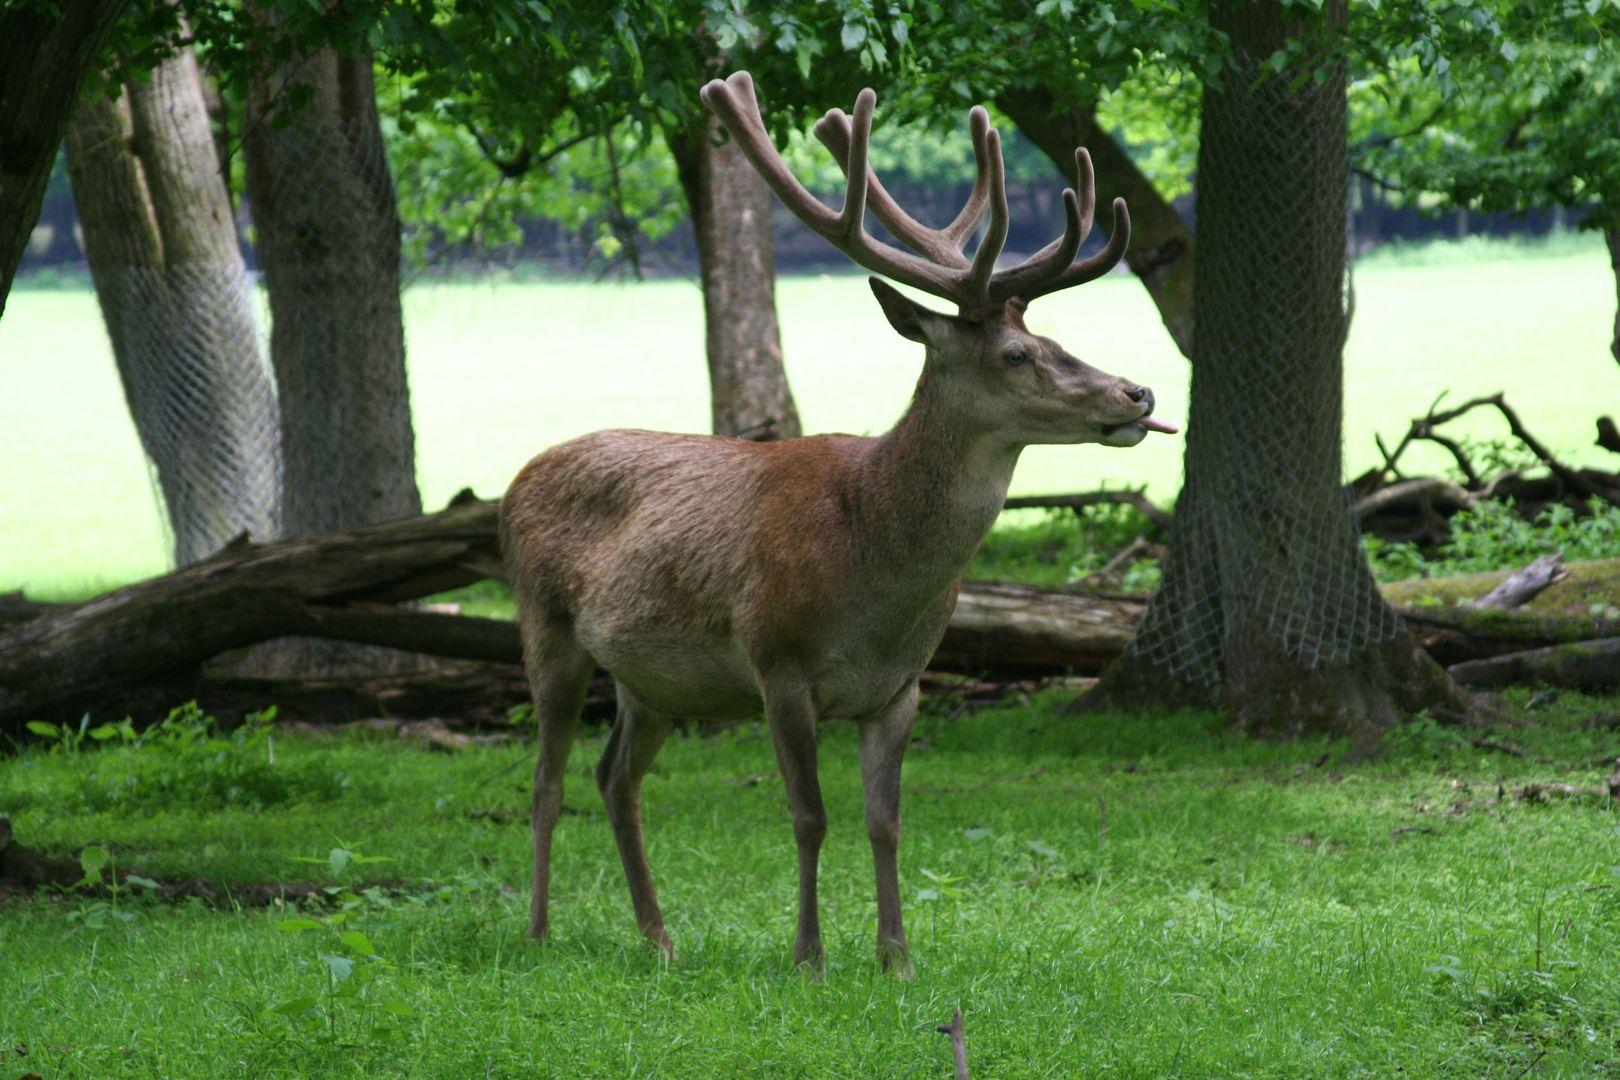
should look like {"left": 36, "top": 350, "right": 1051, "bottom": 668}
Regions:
{"left": 1082, "top": 0, "right": 1468, "bottom": 742}
{"left": 242, "top": 32, "right": 420, "bottom": 674}
{"left": 998, "top": 89, "right": 1195, "bottom": 358}
{"left": 65, "top": 46, "right": 280, "bottom": 566}
{"left": 243, "top": 44, "right": 420, "bottom": 535}
{"left": 0, "top": 0, "right": 127, "bottom": 316}
{"left": 669, "top": 116, "right": 802, "bottom": 441}
{"left": 1605, "top": 220, "right": 1619, "bottom": 369}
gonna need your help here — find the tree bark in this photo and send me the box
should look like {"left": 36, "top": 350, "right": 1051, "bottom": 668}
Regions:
{"left": 243, "top": 41, "right": 420, "bottom": 534}
{"left": 65, "top": 46, "right": 280, "bottom": 566}
{"left": 1605, "top": 221, "right": 1619, "bottom": 369}
{"left": 1449, "top": 637, "right": 1620, "bottom": 692}
{"left": 242, "top": 29, "right": 420, "bottom": 674}
{"left": 669, "top": 115, "right": 803, "bottom": 441}
{"left": 1082, "top": 0, "right": 1469, "bottom": 741}
{"left": 998, "top": 88, "right": 1195, "bottom": 358}
{"left": 0, "top": 0, "right": 127, "bottom": 316}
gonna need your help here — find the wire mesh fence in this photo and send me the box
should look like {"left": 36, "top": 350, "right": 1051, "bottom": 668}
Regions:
{"left": 1109, "top": 2, "right": 1406, "bottom": 692}
{"left": 99, "top": 262, "right": 281, "bottom": 567}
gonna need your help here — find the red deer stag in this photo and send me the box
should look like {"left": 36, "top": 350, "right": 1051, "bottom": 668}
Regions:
{"left": 500, "top": 71, "right": 1176, "bottom": 972}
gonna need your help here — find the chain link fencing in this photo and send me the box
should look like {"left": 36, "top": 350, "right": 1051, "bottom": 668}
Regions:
{"left": 1109, "top": 3, "right": 1406, "bottom": 693}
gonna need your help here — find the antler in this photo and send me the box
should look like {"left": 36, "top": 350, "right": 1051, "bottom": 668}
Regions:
{"left": 699, "top": 71, "right": 1131, "bottom": 317}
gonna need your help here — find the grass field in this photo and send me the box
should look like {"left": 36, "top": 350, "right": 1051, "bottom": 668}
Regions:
{"left": 2, "top": 690, "right": 1618, "bottom": 1076}
{"left": 1, "top": 236, "right": 1615, "bottom": 600}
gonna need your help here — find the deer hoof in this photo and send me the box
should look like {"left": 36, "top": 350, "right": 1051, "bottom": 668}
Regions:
{"left": 877, "top": 942, "right": 914, "bottom": 980}
{"left": 793, "top": 939, "right": 827, "bottom": 976}
{"left": 646, "top": 925, "right": 677, "bottom": 961}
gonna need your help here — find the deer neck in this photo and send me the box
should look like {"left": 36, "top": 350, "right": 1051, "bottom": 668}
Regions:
{"left": 855, "top": 376, "right": 1020, "bottom": 610}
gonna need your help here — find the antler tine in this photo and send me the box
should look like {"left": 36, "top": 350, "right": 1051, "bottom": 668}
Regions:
{"left": 987, "top": 187, "right": 1083, "bottom": 303}
{"left": 963, "top": 126, "right": 1008, "bottom": 308}
{"left": 836, "top": 89, "right": 875, "bottom": 237}
{"left": 813, "top": 109, "right": 970, "bottom": 268}
{"left": 1013, "top": 196, "right": 1132, "bottom": 303}
{"left": 700, "top": 72, "right": 838, "bottom": 234}
{"left": 701, "top": 72, "right": 978, "bottom": 307}
{"left": 986, "top": 147, "right": 1097, "bottom": 303}
{"left": 1073, "top": 146, "right": 1097, "bottom": 235}
{"left": 943, "top": 107, "right": 994, "bottom": 248}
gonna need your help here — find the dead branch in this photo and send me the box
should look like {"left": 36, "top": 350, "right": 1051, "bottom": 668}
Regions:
{"left": 1468, "top": 553, "right": 1569, "bottom": 611}
{"left": 1599, "top": 416, "right": 1619, "bottom": 457}
{"left": 936, "top": 1008, "right": 970, "bottom": 1080}
{"left": 1002, "top": 489, "right": 1172, "bottom": 531}
{"left": 1354, "top": 476, "right": 1476, "bottom": 520}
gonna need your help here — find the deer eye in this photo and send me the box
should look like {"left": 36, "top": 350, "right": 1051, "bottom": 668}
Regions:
{"left": 1004, "top": 348, "right": 1031, "bottom": 367}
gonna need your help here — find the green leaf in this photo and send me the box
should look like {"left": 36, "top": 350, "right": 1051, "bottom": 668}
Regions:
{"left": 380, "top": 997, "right": 418, "bottom": 1018}
{"left": 88, "top": 724, "right": 121, "bottom": 741}
{"left": 275, "top": 918, "right": 323, "bottom": 933}
{"left": 963, "top": 827, "right": 993, "bottom": 841}
{"left": 1027, "top": 840, "right": 1060, "bottom": 860}
{"left": 840, "top": 22, "right": 867, "bottom": 51}
{"left": 268, "top": 995, "right": 321, "bottom": 1015}
{"left": 320, "top": 953, "right": 356, "bottom": 982}
{"left": 78, "top": 845, "right": 110, "bottom": 885}
{"left": 328, "top": 847, "right": 353, "bottom": 877}
{"left": 916, "top": 887, "right": 943, "bottom": 902}
{"left": 125, "top": 875, "right": 160, "bottom": 890}
{"left": 26, "top": 721, "right": 60, "bottom": 738}
{"left": 339, "top": 930, "right": 376, "bottom": 955}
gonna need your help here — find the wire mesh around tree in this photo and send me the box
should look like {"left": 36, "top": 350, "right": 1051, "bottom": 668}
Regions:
{"left": 97, "top": 261, "right": 281, "bottom": 567}
{"left": 1110, "top": 1, "right": 1405, "bottom": 693}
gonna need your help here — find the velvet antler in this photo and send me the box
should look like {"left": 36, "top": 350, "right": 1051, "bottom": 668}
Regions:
{"left": 699, "top": 71, "right": 1131, "bottom": 317}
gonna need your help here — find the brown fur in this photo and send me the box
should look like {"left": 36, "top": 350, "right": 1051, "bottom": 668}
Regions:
{"left": 500, "top": 284, "right": 1163, "bottom": 971}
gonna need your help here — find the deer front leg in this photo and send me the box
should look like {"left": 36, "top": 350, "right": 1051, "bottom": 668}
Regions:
{"left": 764, "top": 680, "right": 827, "bottom": 970}
{"left": 859, "top": 682, "right": 917, "bottom": 976}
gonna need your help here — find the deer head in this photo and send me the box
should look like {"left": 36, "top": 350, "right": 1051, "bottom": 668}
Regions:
{"left": 699, "top": 71, "right": 1177, "bottom": 449}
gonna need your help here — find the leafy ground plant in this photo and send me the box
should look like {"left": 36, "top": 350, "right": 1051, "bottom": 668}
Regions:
{"left": 1, "top": 689, "right": 1617, "bottom": 1075}
{"left": 4, "top": 702, "right": 357, "bottom": 817}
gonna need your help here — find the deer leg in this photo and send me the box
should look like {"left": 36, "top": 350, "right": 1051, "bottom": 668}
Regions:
{"left": 596, "top": 689, "right": 675, "bottom": 956}
{"left": 764, "top": 682, "right": 827, "bottom": 970}
{"left": 859, "top": 683, "right": 917, "bottom": 976}
{"left": 523, "top": 628, "right": 593, "bottom": 942}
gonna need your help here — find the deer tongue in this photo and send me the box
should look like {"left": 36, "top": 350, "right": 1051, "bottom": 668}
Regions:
{"left": 1139, "top": 416, "right": 1180, "bottom": 435}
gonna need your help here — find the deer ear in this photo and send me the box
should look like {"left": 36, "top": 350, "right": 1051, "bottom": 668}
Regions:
{"left": 868, "top": 278, "right": 955, "bottom": 345}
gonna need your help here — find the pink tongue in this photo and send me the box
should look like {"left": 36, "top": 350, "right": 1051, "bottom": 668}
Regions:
{"left": 1140, "top": 416, "right": 1180, "bottom": 435}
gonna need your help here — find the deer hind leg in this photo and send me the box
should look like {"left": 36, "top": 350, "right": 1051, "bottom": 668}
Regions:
{"left": 595, "top": 688, "right": 675, "bottom": 956}
{"left": 859, "top": 683, "right": 918, "bottom": 977}
{"left": 764, "top": 680, "right": 827, "bottom": 971}
{"left": 522, "top": 622, "right": 594, "bottom": 942}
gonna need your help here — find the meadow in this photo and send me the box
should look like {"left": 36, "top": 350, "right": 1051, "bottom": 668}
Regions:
{"left": 2, "top": 690, "right": 1618, "bottom": 1076}
{"left": 1, "top": 234, "right": 1616, "bottom": 600}
{"left": 3, "top": 236, "right": 1620, "bottom": 1077}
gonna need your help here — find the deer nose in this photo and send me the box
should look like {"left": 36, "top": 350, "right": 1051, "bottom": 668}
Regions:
{"left": 1125, "top": 386, "right": 1153, "bottom": 410}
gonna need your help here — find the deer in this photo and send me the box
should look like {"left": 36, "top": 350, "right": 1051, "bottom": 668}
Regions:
{"left": 499, "top": 71, "right": 1177, "bottom": 974}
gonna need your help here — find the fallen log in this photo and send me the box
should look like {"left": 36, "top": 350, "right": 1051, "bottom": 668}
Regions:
{"left": 2, "top": 495, "right": 1616, "bottom": 735}
{"left": 0, "top": 498, "right": 501, "bottom": 732}
{"left": 1448, "top": 637, "right": 1620, "bottom": 692}
{"left": 930, "top": 581, "right": 1142, "bottom": 677}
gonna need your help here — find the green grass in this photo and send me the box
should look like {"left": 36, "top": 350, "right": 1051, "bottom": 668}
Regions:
{"left": 2, "top": 234, "right": 1617, "bottom": 600}
{"left": 3, "top": 691, "right": 1619, "bottom": 1076}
